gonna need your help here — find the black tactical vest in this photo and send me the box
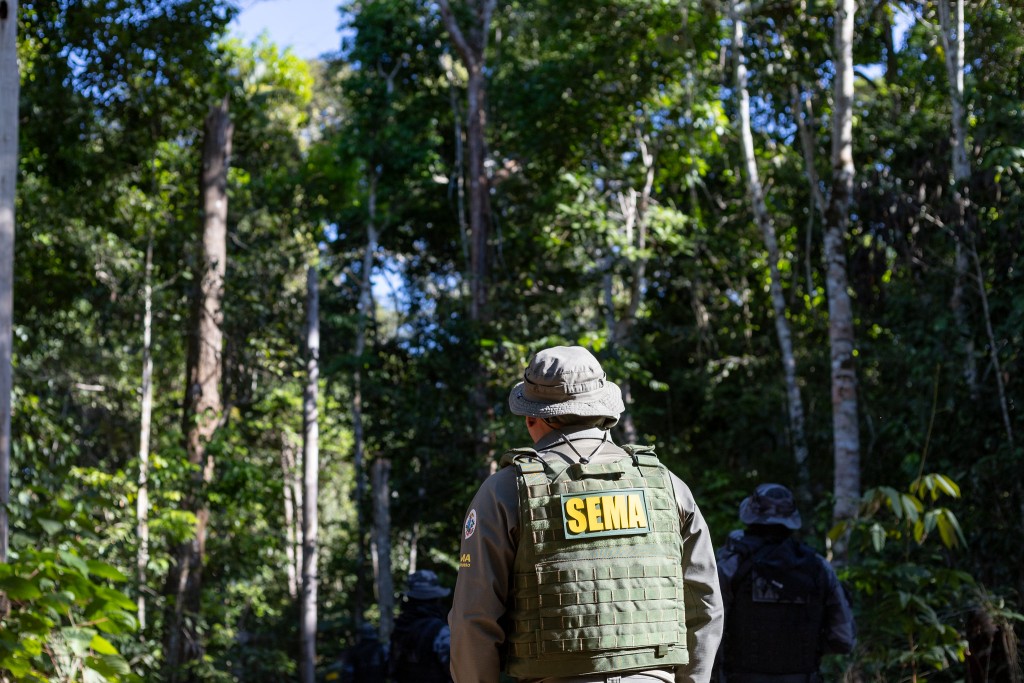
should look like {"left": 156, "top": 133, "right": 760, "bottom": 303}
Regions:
{"left": 389, "top": 609, "right": 450, "bottom": 683}
{"left": 723, "top": 535, "right": 828, "bottom": 675}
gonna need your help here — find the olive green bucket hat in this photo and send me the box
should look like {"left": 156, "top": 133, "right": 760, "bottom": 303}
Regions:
{"left": 508, "top": 346, "right": 624, "bottom": 429}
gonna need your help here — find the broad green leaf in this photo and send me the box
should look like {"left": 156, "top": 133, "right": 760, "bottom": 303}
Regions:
{"left": 60, "top": 549, "right": 91, "bottom": 577}
{"left": 870, "top": 522, "right": 886, "bottom": 552}
{"left": 933, "top": 474, "right": 961, "bottom": 499}
{"left": 86, "top": 653, "right": 132, "bottom": 676}
{"left": 89, "top": 634, "right": 119, "bottom": 656}
{"left": 879, "top": 486, "right": 902, "bottom": 518}
{"left": 61, "top": 626, "right": 97, "bottom": 657}
{"left": 0, "top": 576, "right": 42, "bottom": 600}
{"left": 37, "top": 518, "right": 64, "bottom": 535}
{"left": 94, "top": 585, "right": 138, "bottom": 611}
{"left": 87, "top": 561, "right": 129, "bottom": 582}
{"left": 901, "top": 494, "right": 922, "bottom": 523}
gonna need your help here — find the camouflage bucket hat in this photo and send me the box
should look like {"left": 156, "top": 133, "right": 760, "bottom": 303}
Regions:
{"left": 405, "top": 569, "right": 450, "bottom": 600}
{"left": 739, "top": 483, "right": 802, "bottom": 530}
{"left": 508, "top": 346, "right": 624, "bottom": 429}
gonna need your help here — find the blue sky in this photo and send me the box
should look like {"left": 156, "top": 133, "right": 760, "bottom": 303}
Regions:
{"left": 231, "top": 0, "right": 344, "bottom": 59}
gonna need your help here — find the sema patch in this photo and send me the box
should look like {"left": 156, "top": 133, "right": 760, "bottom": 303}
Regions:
{"left": 560, "top": 488, "right": 651, "bottom": 539}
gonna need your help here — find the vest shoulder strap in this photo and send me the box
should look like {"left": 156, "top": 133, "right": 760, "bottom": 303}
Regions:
{"left": 621, "top": 443, "right": 661, "bottom": 469}
{"left": 499, "top": 447, "right": 541, "bottom": 470}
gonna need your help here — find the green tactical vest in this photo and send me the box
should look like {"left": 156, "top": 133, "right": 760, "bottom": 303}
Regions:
{"left": 499, "top": 442, "right": 689, "bottom": 679}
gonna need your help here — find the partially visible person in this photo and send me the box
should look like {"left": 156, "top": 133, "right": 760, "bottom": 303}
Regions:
{"left": 449, "top": 345, "right": 724, "bottom": 683}
{"left": 715, "top": 483, "right": 856, "bottom": 682}
{"left": 390, "top": 569, "right": 453, "bottom": 683}
{"left": 331, "top": 622, "right": 387, "bottom": 683}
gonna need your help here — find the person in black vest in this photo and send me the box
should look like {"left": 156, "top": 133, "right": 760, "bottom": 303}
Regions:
{"left": 715, "top": 483, "right": 855, "bottom": 683}
{"left": 334, "top": 622, "right": 387, "bottom": 683}
{"left": 389, "top": 569, "right": 453, "bottom": 683}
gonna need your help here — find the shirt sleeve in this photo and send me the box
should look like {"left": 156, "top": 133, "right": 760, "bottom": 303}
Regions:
{"left": 448, "top": 468, "right": 519, "bottom": 683}
{"left": 671, "top": 474, "right": 725, "bottom": 683}
{"left": 820, "top": 558, "right": 857, "bottom": 654}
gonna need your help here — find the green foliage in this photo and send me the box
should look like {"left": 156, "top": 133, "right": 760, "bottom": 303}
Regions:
{"left": 829, "top": 474, "right": 974, "bottom": 680}
{"left": 1, "top": 468, "right": 139, "bottom": 681}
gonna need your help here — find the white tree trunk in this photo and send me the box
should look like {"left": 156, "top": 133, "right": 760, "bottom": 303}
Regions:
{"left": 280, "top": 434, "right": 299, "bottom": 600}
{"left": 371, "top": 459, "right": 393, "bottom": 641}
{"left": 136, "top": 236, "right": 154, "bottom": 628}
{"left": 937, "top": 0, "right": 1013, "bottom": 447}
{"left": 0, "top": 0, "right": 19, "bottom": 570}
{"left": 937, "top": 0, "right": 979, "bottom": 401}
{"left": 731, "top": 0, "right": 811, "bottom": 499}
{"left": 300, "top": 266, "right": 320, "bottom": 683}
{"left": 825, "top": 0, "right": 861, "bottom": 560}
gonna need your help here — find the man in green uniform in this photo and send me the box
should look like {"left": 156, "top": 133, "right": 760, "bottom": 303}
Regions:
{"left": 449, "top": 345, "right": 723, "bottom": 683}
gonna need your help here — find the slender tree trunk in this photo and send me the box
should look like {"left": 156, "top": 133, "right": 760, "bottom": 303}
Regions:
{"left": 0, "top": 0, "right": 18, "bottom": 578}
{"left": 351, "top": 170, "right": 380, "bottom": 626}
{"left": 280, "top": 434, "right": 300, "bottom": 600}
{"left": 371, "top": 459, "right": 393, "bottom": 641}
{"left": 442, "top": 54, "right": 472, "bottom": 284}
{"left": 937, "top": 0, "right": 980, "bottom": 402}
{"left": 136, "top": 236, "right": 154, "bottom": 629}
{"left": 300, "top": 266, "right": 320, "bottom": 683}
{"left": 164, "top": 97, "right": 232, "bottom": 680}
{"left": 937, "top": 0, "right": 1012, "bottom": 447}
{"left": 732, "top": 0, "right": 811, "bottom": 501}
{"left": 825, "top": 0, "right": 861, "bottom": 561}
{"left": 437, "top": 0, "right": 497, "bottom": 479}
{"left": 599, "top": 133, "right": 654, "bottom": 445}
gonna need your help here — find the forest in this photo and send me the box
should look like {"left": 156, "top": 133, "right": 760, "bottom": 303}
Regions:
{"left": 0, "top": 0, "right": 1022, "bottom": 681}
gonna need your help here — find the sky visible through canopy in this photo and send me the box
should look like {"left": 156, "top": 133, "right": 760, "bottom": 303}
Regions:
{"left": 232, "top": 0, "right": 344, "bottom": 59}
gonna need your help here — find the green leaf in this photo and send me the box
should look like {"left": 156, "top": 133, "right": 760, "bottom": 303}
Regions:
{"left": 61, "top": 626, "right": 97, "bottom": 657}
{"left": 933, "top": 474, "right": 961, "bottom": 499}
{"left": 86, "top": 561, "right": 129, "bottom": 582}
{"left": 870, "top": 522, "right": 886, "bottom": 552}
{"left": 60, "top": 549, "right": 91, "bottom": 577}
{"left": 37, "top": 518, "right": 64, "bottom": 535}
{"left": 936, "top": 509, "right": 966, "bottom": 549}
{"left": 89, "top": 634, "right": 119, "bottom": 656}
{"left": 901, "top": 493, "right": 923, "bottom": 523}
{"left": 94, "top": 585, "right": 138, "bottom": 611}
{"left": 879, "top": 486, "right": 903, "bottom": 518}
{"left": 0, "top": 576, "right": 42, "bottom": 600}
{"left": 86, "top": 653, "right": 132, "bottom": 676}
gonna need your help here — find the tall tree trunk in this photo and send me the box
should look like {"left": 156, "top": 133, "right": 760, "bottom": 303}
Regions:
{"left": 937, "top": 0, "right": 1013, "bottom": 448}
{"left": 442, "top": 53, "right": 471, "bottom": 284}
{"left": 825, "top": 0, "right": 861, "bottom": 562}
{"left": 280, "top": 434, "right": 300, "bottom": 600}
{"left": 137, "top": 235, "right": 154, "bottom": 629}
{"left": 164, "top": 97, "right": 232, "bottom": 680}
{"left": 437, "top": 0, "right": 497, "bottom": 479}
{"left": 371, "top": 459, "right": 393, "bottom": 641}
{"left": 300, "top": 266, "right": 320, "bottom": 683}
{"left": 603, "top": 133, "right": 654, "bottom": 445}
{"left": 937, "top": 0, "right": 979, "bottom": 402}
{"left": 351, "top": 172, "right": 380, "bottom": 629}
{"left": 0, "top": 0, "right": 18, "bottom": 579}
{"left": 731, "top": 0, "right": 811, "bottom": 501}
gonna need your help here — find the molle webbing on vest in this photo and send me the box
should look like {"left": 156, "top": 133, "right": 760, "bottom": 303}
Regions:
{"left": 505, "top": 445, "right": 688, "bottom": 679}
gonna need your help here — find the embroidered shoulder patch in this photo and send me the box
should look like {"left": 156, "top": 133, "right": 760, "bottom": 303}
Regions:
{"left": 464, "top": 509, "right": 478, "bottom": 539}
